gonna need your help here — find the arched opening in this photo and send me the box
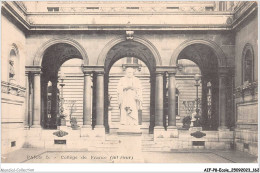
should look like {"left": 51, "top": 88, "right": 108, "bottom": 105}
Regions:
{"left": 176, "top": 44, "right": 219, "bottom": 130}
{"left": 103, "top": 40, "right": 157, "bottom": 133}
{"left": 107, "top": 57, "right": 150, "bottom": 130}
{"left": 41, "top": 43, "right": 84, "bottom": 129}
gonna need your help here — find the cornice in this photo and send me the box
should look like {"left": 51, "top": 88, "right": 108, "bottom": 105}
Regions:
{"left": 231, "top": 1, "right": 258, "bottom": 30}
{"left": 1, "top": 1, "right": 257, "bottom": 31}
{"left": 2, "top": 2, "right": 30, "bottom": 30}
{"left": 28, "top": 24, "right": 233, "bottom": 31}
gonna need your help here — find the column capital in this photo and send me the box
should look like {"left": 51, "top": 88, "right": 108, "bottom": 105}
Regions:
{"left": 83, "top": 72, "right": 92, "bottom": 76}
{"left": 82, "top": 65, "right": 104, "bottom": 74}
{"left": 218, "top": 67, "right": 229, "bottom": 77}
{"left": 25, "top": 66, "right": 42, "bottom": 74}
{"left": 155, "top": 71, "right": 164, "bottom": 75}
{"left": 96, "top": 71, "right": 104, "bottom": 75}
{"left": 167, "top": 69, "right": 177, "bottom": 75}
{"left": 156, "top": 66, "right": 178, "bottom": 74}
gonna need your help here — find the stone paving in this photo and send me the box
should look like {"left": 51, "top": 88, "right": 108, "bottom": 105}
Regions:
{"left": 1, "top": 148, "right": 257, "bottom": 163}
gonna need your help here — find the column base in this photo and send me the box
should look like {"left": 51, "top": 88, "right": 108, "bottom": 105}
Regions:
{"left": 80, "top": 126, "right": 93, "bottom": 137}
{"left": 31, "top": 125, "right": 41, "bottom": 128}
{"left": 154, "top": 126, "right": 165, "bottom": 139}
{"left": 93, "top": 125, "right": 105, "bottom": 138}
{"left": 166, "top": 126, "right": 178, "bottom": 138}
{"left": 27, "top": 126, "right": 42, "bottom": 138}
{"left": 218, "top": 126, "right": 229, "bottom": 131}
{"left": 24, "top": 125, "right": 30, "bottom": 130}
{"left": 82, "top": 125, "right": 92, "bottom": 128}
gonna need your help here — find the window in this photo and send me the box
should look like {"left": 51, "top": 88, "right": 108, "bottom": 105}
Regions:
{"left": 126, "top": 57, "right": 138, "bottom": 64}
{"left": 219, "top": 1, "right": 227, "bottom": 11}
{"left": 166, "top": 7, "right": 179, "bottom": 10}
{"left": 242, "top": 44, "right": 254, "bottom": 84}
{"left": 126, "top": 7, "right": 139, "bottom": 10}
{"left": 86, "top": 7, "right": 99, "bottom": 10}
{"left": 205, "top": 7, "right": 214, "bottom": 11}
{"left": 47, "top": 7, "right": 59, "bottom": 12}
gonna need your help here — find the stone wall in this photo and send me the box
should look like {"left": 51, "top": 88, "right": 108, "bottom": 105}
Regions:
{"left": 1, "top": 14, "right": 26, "bottom": 154}
{"left": 234, "top": 12, "right": 258, "bottom": 156}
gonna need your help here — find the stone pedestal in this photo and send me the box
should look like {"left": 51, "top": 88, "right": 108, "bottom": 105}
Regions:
{"left": 189, "top": 127, "right": 203, "bottom": 132}
{"left": 218, "top": 126, "right": 229, "bottom": 131}
{"left": 166, "top": 126, "right": 178, "bottom": 138}
{"left": 80, "top": 126, "right": 93, "bottom": 137}
{"left": 93, "top": 125, "right": 106, "bottom": 139}
{"left": 154, "top": 126, "right": 165, "bottom": 139}
{"left": 57, "top": 125, "right": 69, "bottom": 131}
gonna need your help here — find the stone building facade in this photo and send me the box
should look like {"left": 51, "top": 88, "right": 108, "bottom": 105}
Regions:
{"left": 1, "top": 1, "right": 258, "bottom": 156}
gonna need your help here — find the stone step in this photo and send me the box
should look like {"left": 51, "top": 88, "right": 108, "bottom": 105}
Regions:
{"left": 117, "top": 132, "right": 142, "bottom": 136}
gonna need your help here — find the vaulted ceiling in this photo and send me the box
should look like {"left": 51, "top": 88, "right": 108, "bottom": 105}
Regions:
{"left": 41, "top": 43, "right": 82, "bottom": 82}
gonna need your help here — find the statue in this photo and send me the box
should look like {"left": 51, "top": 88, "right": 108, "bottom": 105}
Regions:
{"left": 9, "top": 59, "right": 15, "bottom": 80}
{"left": 117, "top": 67, "right": 142, "bottom": 126}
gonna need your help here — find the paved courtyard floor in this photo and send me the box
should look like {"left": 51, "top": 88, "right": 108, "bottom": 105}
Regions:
{"left": 1, "top": 148, "right": 258, "bottom": 163}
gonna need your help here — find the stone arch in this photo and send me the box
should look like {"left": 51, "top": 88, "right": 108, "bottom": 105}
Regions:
{"left": 170, "top": 39, "right": 227, "bottom": 67}
{"left": 97, "top": 36, "right": 162, "bottom": 66}
{"left": 33, "top": 38, "right": 89, "bottom": 66}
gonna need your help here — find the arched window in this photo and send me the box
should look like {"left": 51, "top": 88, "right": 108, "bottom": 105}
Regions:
{"left": 126, "top": 57, "right": 139, "bottom": 64}
{"left": 8, "top": 44, "right": 19, "bottom": 83}
{"left": 242, "top": 44, "right": 254, "bottom": 84}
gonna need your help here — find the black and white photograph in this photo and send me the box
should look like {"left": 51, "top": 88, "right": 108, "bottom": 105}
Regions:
{"left": 1, "top": 0, "right": 259, "bottom": 172}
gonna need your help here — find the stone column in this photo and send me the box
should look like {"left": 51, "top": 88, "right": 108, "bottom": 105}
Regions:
{"left": 51, "top": 79, "right": 58, "bottom": 127}
{"left": 218, "top": 68, "right": 228, "bottom": 130}
{"left": 29, "top": 77, "right": 33, "bottom": 127}
{"left": 24, "top": 72, "right": 30, "bottom": 128}
{"left": 95, "top": 72, "right": 104, "bottom": 128}
{"left": 83, "top": 72, "right": 92, "bottom": 128}
{"left": 32, "top": 72, "right": 41, "bottom": 128}
{"left": 154, "top": 71, "right": 164, "bottom": 128}
{"left": 167, "top": 71, "right": 177, "bottom": 128}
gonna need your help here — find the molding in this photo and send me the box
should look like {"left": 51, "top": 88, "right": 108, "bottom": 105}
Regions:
{"left": 1, "top": 81, "right": 26, "bottom": 98}
{"left": 234, "top": 81, "right": 258, "bottom": 99}
{"left": 232, "top": 1, "right": 257, "bottom": 30}
{"left": 29, "top": 24, "right": 233, "bottom": 31}
{"left": 1, "top": 2, "right": 30, "bottom": 30}
{"left": 156, "top": 66, "right": 178, "bottom": 73}
{"left": 82, "top": 65, "right": 104, "bottom": 73}
{"left": 1, "top": 1, "right": 257, "bottom": 31}
{"left": 25, "top": 66, "right": 42, "bottom": 73}
{"left": 32, "top": 38, "right": 89, "bottom": 66}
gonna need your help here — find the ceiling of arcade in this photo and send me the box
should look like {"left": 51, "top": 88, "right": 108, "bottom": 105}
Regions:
{"left": 178, "top": 44, "right": 218, "bottom": 76}
{"left": 105, "top": 41, "right": 156, "bottom": 72}
{"left": 41, "top": 43, "right": 82, "bottom": 81}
